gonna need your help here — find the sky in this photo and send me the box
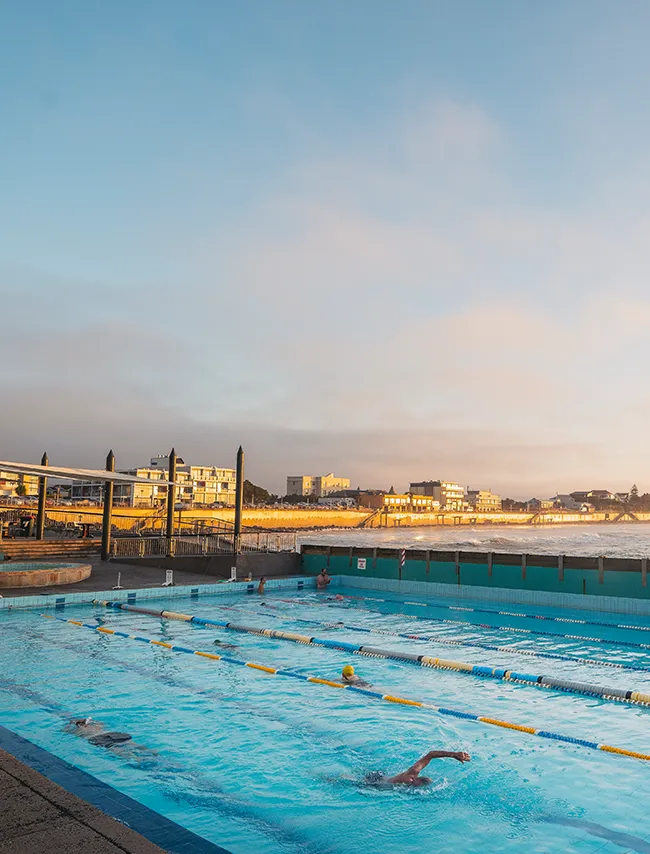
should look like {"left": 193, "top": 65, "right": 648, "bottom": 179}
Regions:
{"left": 2, "top": 1, "right": 650, "bottom": 497}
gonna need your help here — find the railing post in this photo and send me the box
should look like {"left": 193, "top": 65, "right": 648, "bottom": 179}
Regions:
{"left": 101, "top": 450, "right": 115, "bottom": 562}
{"left": 558, "top": 554, "right": 564, "bottom": 583}
{"left": 36, "top": 452, "right": 48, "bottom": 540}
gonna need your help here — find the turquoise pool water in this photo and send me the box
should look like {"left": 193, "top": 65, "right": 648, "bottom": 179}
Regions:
{"left": 1, "top": 585, "right": 650, "bottom": 853}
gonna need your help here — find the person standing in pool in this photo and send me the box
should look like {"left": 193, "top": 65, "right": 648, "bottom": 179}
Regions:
{"left": 257, "top": 576, "right": 266, "bottom": 595}
{"left": 364, "top": 749, "right": 471, "bottom": 787}
{"left": 316, "top": 569, "right": 331, "bottom": 589}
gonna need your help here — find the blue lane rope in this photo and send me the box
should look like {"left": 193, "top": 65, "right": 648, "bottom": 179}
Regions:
{"left": 93, "top": 602, "right": 650, "bottom": 708}
{"left": 43, "top": 614, "right": 650, "bottom": 763}
{"left": 277, "top": 596, "right": 650, "bottom": 652}
{"left": 251, "top": 609, "right": 650, "bottom": 675}
{"left": 332, "top": 593, "right": 650, "bottom": 634}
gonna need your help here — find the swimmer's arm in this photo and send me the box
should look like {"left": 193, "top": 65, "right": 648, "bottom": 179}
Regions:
{"left": 407, "top": 750, "right": 471, "bottom": 775}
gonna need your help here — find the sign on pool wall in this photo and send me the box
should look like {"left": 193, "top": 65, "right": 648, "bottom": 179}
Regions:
{"left": 357, "top": 558, "right": 367, "bottom": 570}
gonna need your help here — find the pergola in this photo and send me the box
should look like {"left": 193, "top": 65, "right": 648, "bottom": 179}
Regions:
{"left": 0, "top": 446, "right": 245, "bottom": 560}
{"left": 0, "top": 453, "right": 177, "bottom": 561}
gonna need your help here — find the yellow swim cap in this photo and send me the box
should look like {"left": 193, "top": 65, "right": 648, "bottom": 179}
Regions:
{"left": 342, "top": 665, "right": 355, "bottom": 677}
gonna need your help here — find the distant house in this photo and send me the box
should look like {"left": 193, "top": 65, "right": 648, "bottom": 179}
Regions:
{"left": 571, "top": 489, "right": 616, "bottom": 502}
{"left": 554, "top": 494, "right": 594, "bottom": 512}
{"left": 526, "top": 497, "right": 554, "bottom": 512}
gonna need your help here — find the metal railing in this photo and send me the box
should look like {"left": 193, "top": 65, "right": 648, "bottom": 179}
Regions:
{"left": 111, "top": 531, "right": 296, "bottom": 559}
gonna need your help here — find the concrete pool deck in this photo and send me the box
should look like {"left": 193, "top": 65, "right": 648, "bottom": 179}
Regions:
{"left": 0, "top": 747, "right": 164, "bottom": 853}
{"left": 0, "top": 557, "right": 224, "bottom": 597}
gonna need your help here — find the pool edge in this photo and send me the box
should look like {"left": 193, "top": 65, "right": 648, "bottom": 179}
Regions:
{"left": 0, "top": 724, "right": 230, "bottom": 853}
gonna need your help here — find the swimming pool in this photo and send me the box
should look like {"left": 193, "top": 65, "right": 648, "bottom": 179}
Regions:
{"left": 1, "top": 580, "right": 650, "bottom": 853}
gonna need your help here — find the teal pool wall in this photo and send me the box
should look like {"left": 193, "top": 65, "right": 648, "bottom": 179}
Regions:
{"left": 301, "top": 545, "right": 650, "bottom": 601}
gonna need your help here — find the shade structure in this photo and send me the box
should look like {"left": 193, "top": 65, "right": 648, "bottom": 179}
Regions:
{"left": 0, "top": 460, "right": 177, "bottom": 485}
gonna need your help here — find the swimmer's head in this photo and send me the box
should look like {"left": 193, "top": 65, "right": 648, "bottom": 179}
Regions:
{"left": 342, "top": 665, "right": 355, "bottom": 679}
{"left": 73, "top": 717, "right": 92, "bottom": 727}
{"left": 335, "top": 594, "right": 344, "bottom": 601}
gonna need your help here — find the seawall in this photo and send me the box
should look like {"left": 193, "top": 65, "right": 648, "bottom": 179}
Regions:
{"left": 4, "top": 505, "right": 650, "bottom": 532}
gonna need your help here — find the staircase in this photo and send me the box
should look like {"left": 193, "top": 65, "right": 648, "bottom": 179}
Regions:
{"left": 0, "top": 539, "right": 101, "bottom": 561}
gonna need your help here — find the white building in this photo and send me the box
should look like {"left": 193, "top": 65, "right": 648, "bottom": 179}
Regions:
{"left": 70, "top": 456, "right": 236, "bottom": 508}
{"left": 286, "top": 473, "right": 351, "bottom": 498}
{"left": 410, "top": 480, "right": 465, "bottom": 511}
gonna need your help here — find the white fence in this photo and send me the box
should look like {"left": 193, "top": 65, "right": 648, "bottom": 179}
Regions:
{"left": 111, "top": 532, "right": 297, "bottom": 559}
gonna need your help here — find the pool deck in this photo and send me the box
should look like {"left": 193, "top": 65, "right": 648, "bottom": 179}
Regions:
{"left": 0, "top": 557, "right": 217, "bottom": 598}
{"left": 0, "top": 747, "right": 164, "bottom": 853}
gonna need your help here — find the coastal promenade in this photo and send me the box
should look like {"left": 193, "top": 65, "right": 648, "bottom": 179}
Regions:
{"left": 3, "top": 504, "right": 650, "bottom": 532}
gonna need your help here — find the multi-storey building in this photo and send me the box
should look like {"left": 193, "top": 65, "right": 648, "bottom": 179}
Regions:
{"left": 70, "top": 456, "right": 236, "bottom": 507}
{"left": 466, "top": 489, "right": 502, "bottom": 512}
{"left": 410, "top": 480, "right": 465, "bottom": 511}
{"left": 0, "top": 471, "right": 39, "bottom": 499}
{"left": 286, "top": 473, "right": 350, "bottom": 498}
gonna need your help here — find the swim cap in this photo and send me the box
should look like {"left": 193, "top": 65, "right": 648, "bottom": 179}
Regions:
{"left": 342, "top": 665, "right": 355, "bottom": 677}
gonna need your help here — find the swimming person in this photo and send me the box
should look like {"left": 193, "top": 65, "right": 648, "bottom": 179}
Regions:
{"left": 213, "top": 638, "right": 239, "bottom": 651}
{"left": 341, "top": 665, "right": 371, "bottom": 687}
{"left": 364, "top": 749, "right": 471, "bottom": 788}
{"left": 66, "top": 718, "right": 157, "bottom": 765}
{"left": 67, "top": 717, "right": 133, "bottom": 748}
{"left": 316, "top": 569, "right": 331, "bottom": 589}
{"left": 258, "top": 576, "right": 266, "bottom": 595}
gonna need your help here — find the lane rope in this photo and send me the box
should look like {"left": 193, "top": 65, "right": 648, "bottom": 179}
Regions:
{"left": 330, "top": 593, "right": 650, "bottom": 634}
{"left": 276, "top": 597, "right": 650, "bottom": 653}
{"left": 43, "top": 613, "right": 650, "bottom": 764}
{"left": 93, "top": 601, "right": 650, "bottom": 708}
{"left": 252, "top": 607, "right": 650, "bottom": 675}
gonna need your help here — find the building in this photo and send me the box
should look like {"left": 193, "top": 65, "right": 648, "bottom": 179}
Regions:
{"left": 410, "top": 480, "right": 465, "bottom": 511}
{"left": 554, "top": 494, "right": 594, "bottom": 512}
{"left": 286, "top": 476, "right": 316, "bottom": 497}
{"left": 0, "top": 470, "right": 39, "bottom": 499}
{"left": 526, "top": 497, "right": 555, "bottom": 512}
{"left": 70, "top": 456, "right": 237, "bottom": 508}
{"left": 286, "top": 473, "right": 350, "bottom": 498}
{"left": 570, "top": 489, "right": 617, "bottom": 502}
{"left": 466, "top": 489, "right": 502, "bottom": 512}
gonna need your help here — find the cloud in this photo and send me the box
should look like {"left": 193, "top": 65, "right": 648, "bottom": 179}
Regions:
{"left": 4, "top": 96, "right": 650, "bottom": 495}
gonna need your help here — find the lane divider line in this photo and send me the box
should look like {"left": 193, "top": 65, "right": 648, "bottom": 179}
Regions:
{"left": 252, "top": 608, "right": 650, "bottom": 675}
{"left": 93, "top": 601, "right": 650, "bottom": 708}
{"left": 339, "top": 593, "right": 650, "bottom": 633}
{"left": 42, "top": 614, "right": 650, "bottom": 764}
{"left": 277, "top": 597, "right": 650, "bottom": 652}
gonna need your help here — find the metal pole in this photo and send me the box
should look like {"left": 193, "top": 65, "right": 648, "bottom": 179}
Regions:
{"left": 36, "top": 452, "right": 48, "bottom": 539}
{"left": 166, "top": 448, "right": 177, "bottom": 555}
{"left": 101, "top": 450, "right": 115, "bottom": 562}
{"left": 234, "top": 445, "right": 244, "bottom": 554}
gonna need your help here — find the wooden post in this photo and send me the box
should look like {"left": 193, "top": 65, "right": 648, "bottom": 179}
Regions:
{"left": 234, "top": 446, "right": 244, "bottom": 554}
{"left": 598, "top": 555, "right": 604, "bottom": 584}
{"left": 521, "top": 553, "right": 527, "bottom": 581}
{"left": 558, "top": 554, "right": 564, "bottom": 583}
{"left": 101, "top": 450, "right": 115, "bottom": 562}
{"left": 487, "top": 551, "right": 493, "bottom": 577}
{"left": 455, "top": 550, "right": 460, "bottom": 585}
{"left": 36, "top": 452, "right": 48, "bottom": 540}
{"left": 642, "top": 558, "right": 647, "bottom": 588}
{"left": 166, "top": 448, "right": 177, "bottom": 555}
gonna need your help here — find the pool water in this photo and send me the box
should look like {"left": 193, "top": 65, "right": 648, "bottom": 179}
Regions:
{"left": 1, "top": 584, "right": 650, "bottom": 853}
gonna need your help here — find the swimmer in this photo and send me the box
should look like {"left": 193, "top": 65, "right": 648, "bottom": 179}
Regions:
{"left": 364, "top": 749, "right": 471, "bottom": 788}
{"left": 257, "top": 576, "right": 266, "bottom": 595}
{"left": 213, "top": 637, "right": 239, "bottom": 651}
{"left": 66, "top": 718, "right": 156, "bottom": 764}
{"left": 341, "top": 664, "right": 372, "bottom": 687}
{"left": 316, "top": 569, "right": 331, "bottom": 589}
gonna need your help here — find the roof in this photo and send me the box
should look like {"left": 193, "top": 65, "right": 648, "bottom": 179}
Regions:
{"left": 0, "top": 461, "right": 176, "bottom": 485}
